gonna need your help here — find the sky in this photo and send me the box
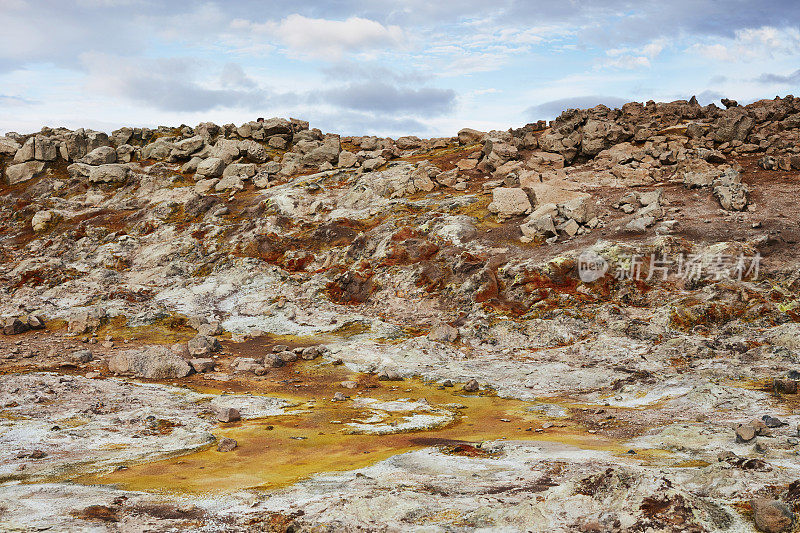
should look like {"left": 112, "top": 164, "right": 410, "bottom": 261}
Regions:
{"left": 1, "top": 0, "right": 799, "bottom": 137}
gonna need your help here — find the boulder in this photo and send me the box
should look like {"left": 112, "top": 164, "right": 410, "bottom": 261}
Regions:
{"left": 68, "top": 307, "right": 106, "bottom": 334}
{"left": 427, "top": 324, "right": 459, "bottom": 343}
{"left": 171, "top": 135, "right": 204, "bottom": 158}
{"left": 557, "top": 197, "right": 595, "bottom": 224}
{"left": 463, "top": 379, "right": 480, "bottom": 392}
{"left": 241, "top": 139, "right": 267, "bottom": 163}
{"left": 678, "top": 159, "right": 722, "bottom": 188}
{"left": 751, "top": 499, "right": 793, "bottom": 532}
{"left": 302, "top": 136, "right": 340, "bottom": 167}
{"left": 396, "top": 136, "right": 423, "bottom": 150}
{"left": 488, "top": 187, "right": 532, "bottom": 219}
{"left": 2, "top": 317, "right": 29, "bottom": 335}
{"left": 713, "top": 111, "right": 755, "bottom": 143}
{"left": 188, "top": 334, "right": 221, "bottom": 356}
{"left": 31, "top": 210, "right": 55, "bottom": 232}
{"left": 12, "top": 138, "right": 35, "bottom": 163}
{"left": 70, "top": 349, "right": 94, "bottom": 363}
{"left": 214, "top": 175, "right": 244, "bottom": 192}
{"left": 521, "top": 213, "right": 557, "bottom": 240}
{"left": 217, "top": 437, "right": 238, "bottom": 452}
{"left": 712, "top": 169, "right": 748, "bottom": 211}
{"left": 108, "top": 346, "right": 192, "bottom": 379}
{"left": 209, "top": 139, "right": 241, "bottom": 164}
{"left": 338, "top": 150, "right": 358, "bottom": 168}
{"left": 457, "top": 128, "right": 484, "bottom": 144}
{"left": 215, "top": 407, "right": 240, "bottom": 423}
{"left": 34, "top": 137, "right": 58, "bottom": 161}
{"left": 261, "top": 117, "right": 293, "bottom": 137}
{"left": 222, "top": 163, "right": 256, "bottom": 179}
{"left": 196, "top": 157, "right": 226, "bottom": 178}
{"left": 88, "top": 164, "right": 129, "bottom": 184}
{"left": 5, "top": 161, "right": 45, "bottom": 185}
{"left": 189, "top": 358, "right": 215, "bottom": 373}
{"left": 80, "top": 146, "right": 117, "bottom": 165}
{"left": 0, "top": 136, "right": 21, "bottom": 155}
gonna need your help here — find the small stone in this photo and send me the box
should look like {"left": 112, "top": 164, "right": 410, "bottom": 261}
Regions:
{"left": 427, "top": 324, "right": 459, "bottom": 343}
{"left": 463, "top": 379, "right": 480, "bottom": 392}
{"left": 215, "top": 407, "right": 240, "bottom": 423}
{"left": 763, "top": 415, "right": 787, "bottom": 428}
{"left": 187, "top": 334, "right": 221, "bottom": 356}
{"left": 332, "top": 392, "right": 346, "bottom": 402}
{"left": 217, "top": 437, "right": 238, "bottom": 452}
{"left": 3, "top": 317, "right": 29, "bottom": 335}
{"left": 735, "top": 424, "right": 756, "bottom": 442}
{"left": 378, "top": 370, "right": 402, "bottom": 381}
{"left": 70, "top": 349, "right": 93, "bottom": 363}
{"left": 774, "top": 378, "right": 798, "bottom": 394}
{"left": 189, "top": 358, "right": 215, "bottom": 373}
{"left": 341, "top": 381, "right": 358, "bottom": 389}
{"left": 751, "top": 498, "right": 793, "bottom": 533}
{"left": 198, "top": 322, "right": 222, "bottom": 336}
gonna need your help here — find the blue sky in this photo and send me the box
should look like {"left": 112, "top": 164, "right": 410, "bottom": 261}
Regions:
{"left": 1, "top": 0, "right": 799, "bottom": 136}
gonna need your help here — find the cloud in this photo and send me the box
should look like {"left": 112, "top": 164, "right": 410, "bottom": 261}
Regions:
{"left": 321, "top": 61, "right": 429, "bottom": 84}
{"left": 320, "top": 81, "right": 456, "bottom": 115}
{"left": 695, "top": 90, "right": 724, "bottom": 104}
{"left": 311, "top": 110, "right": 431, "bottom": 137}
{"left": 81, "top": 53, "right": 278, "bottom": 112}
{"left": 756, "top": 69, "right": 800, "bottom": 84}
{"left": 220, "top": 63, "right": 257, "bottom": 89}
{"left": 525, "top": 96, "right": 631, "bottom": 120}
{"left": 0, "top": 94, "right": 36, "bottom": 106}
{"left": 231, "top": 14, "right": 405, "bottom": 60}
{"left": 690, "top": 26, "right": 800, "bottom": 63}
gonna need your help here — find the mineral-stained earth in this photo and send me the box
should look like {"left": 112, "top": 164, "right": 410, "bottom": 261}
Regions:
{"left": 2, "top": 97, "right": 800, "bottom": 531}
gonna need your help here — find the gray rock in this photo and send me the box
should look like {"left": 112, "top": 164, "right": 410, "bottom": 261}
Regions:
{"left": 88, "top": 164, "right": 129, "bottom": 184}
{"left": 198, "top": 322, "right": 222, "bottom": 336}
{"left": 457, "top": 128, "right": 484, "bottom": 144}
{"left": 80, "top": 146, "right": 117, "bottom": 165}
{"left": 187, "top": 334, "right": 221, "bottom": 356}
{"left": 70, "top": 350, "right": 93, "bottom": 363}
{"left": 488, "top": 187, "right": 532, "bottom": 219}
{"left": 222, "top": 163, "right": 256, "bottom": 179}
{"left": 196, "top": 157, "right": 226, "bottom": 178}
{"left": 209, "top": 139, "right": 240, "bottom": 164}
{"left": 2, "top": 317, "right": 29, "bottom": 335}
{"left": 427, "top": 324, "right": 459, "bottom": 343}
{"left": 108, "top": 346, "right": 192, "bottom": 378}
{"left": 171, "top": 135, "right": 204, "bottom": 158}
{"left": 751, "top": 499, "right": 793, "bottom": 532}
{"left": 189, "top": 358, "right": 215, "bottom": 373}
{"left": 463, "top": 379, "right": 480, "bottom": 392}
{"left": 5, "top": 161, "right": 45, "bottom": 185}
{"left": 68, "top": 307, "right": 106, "bottom": 334}
{"left": 34, "top": 137, "right": 58, "bottom": 161}
{"left": 557, "top": 197, "right": 595, "bottom": 224}
{"left": 624, "top": 216, "right": 655, "bottom": 233}
{"left": 215, "top": 407, "right": 240, "bottom": 423}
{"left": 521, "top": 213, "right": 557, "bottom": 240}
{"left": 217, "top": 436, "right": 238, "bottom": 452}
{"left": 12, "top": 138, "right": 35, "bottom": 163}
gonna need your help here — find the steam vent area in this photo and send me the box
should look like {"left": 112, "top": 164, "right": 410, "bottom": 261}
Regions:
{"left": 5, "top": 97, "right": 800, "bottom": 532}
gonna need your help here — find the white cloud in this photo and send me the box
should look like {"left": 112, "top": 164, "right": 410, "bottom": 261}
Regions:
{"left": 601, "top": 37, "right": 667, "bottom": 70}
{"left": 231, "top": 15, "right": 405, "bottom": 61}
{"left": 691, "top": 26, "right": 800, "bottom": 63}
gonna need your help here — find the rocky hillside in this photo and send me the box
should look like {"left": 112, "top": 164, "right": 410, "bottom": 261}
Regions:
{"left": 2, "top": 96, "right": 800, "bottom": 532}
